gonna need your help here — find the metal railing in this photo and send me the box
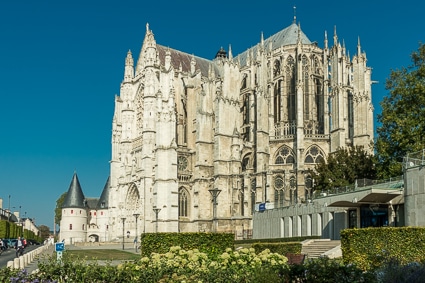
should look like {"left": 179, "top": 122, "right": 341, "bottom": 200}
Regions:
{"left": 314, "top": 176, "right": 404, "bottom": 199}
{"left": 403, "top": 149, "right": 425, "bottom": 168}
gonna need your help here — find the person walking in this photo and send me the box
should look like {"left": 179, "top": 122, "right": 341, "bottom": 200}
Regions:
{"left": 15, "top": 236, "right": 24, "bottom": 257}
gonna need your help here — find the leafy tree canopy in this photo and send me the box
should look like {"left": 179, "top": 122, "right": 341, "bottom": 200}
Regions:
{"left": 38, "top": 224, "right": 50, "bottom": 240}
{"left": 55, "top": 192, "right": 67, "bottom": 225}
{"left": 375, "top": 42, "right": 425, "bottom": 178}
{"left": 311, "top": 146, "right": 377, "bottom": 191}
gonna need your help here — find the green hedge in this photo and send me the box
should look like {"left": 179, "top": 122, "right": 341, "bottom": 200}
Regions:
{"left": 140, "top": 232, "right": 235, "bottom": 258}
{"left": 252, "top": 242, "right": 302, "bottom": 255}
{"left": 0, "top": 220, "right": 41, "bottom": 241}
{"left": 341, "top": 227, "right": 425, "bottom": 270}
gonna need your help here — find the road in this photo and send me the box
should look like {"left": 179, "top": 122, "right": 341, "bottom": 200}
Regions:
{"left": 0, "top": 245, "right": 39, "bottom": 268}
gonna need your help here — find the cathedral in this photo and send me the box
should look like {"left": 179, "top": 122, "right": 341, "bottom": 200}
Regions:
{"left": 60, "top": 18, "right": 374, "bottom": 243}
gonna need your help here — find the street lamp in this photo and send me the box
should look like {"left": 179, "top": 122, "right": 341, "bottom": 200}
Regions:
{"left": 8, "top": 195, "right": 11, "bottom": 222}
{"left": 153, "top": 208, "right": 161, "bottom": 233}
{"left": 208, "top": 188, "right": 222, "bottom": 232}
{"left": 121, "top": 218, "right": 126, "bottom": 250}
{"left": 133, "top": 213, "right": 140, "bottom": 252}
{"left": 19, "top": 206, "right": 22, "bottom": 236}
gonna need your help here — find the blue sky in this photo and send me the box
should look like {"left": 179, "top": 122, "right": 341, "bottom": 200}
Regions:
{"left": 0, "top": 0, "right": 423, "bottom": 228}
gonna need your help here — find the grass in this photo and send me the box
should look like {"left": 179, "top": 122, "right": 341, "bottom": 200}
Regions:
{"left": 66, "top": 249, "right": 141, "bottom": 261}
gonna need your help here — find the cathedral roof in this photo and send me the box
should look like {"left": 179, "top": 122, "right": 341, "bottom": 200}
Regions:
{"left": 62, "top": 173, "right": 87, "bottom": 209}
{"left": 235, "top": 22, "right": 312, "bottom": 67}
{"left": 156, "top": 44, "right": 219, "bottom": 77}
{"left": 96, "top": 176, "right": 110, "bottom": 209}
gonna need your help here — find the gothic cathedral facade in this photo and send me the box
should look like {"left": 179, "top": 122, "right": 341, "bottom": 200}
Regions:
{"left": 61, "top": 19, "right": 373, "bottom": 243}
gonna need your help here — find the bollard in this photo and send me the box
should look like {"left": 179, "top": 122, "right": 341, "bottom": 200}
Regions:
{"left": 24, "top": 253, "right": 28, "bottom": 266}
{"left": 13, "top": 258, "right": 19, "bottom": 269}
{"left": 19, "top": 256, "right": 25, "bottom": 269}
{"left": 7, "top": 261, "right": 13, "bottom": 269}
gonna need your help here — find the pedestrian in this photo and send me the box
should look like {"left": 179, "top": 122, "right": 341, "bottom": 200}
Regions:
{"left": 15, "top": 236, "right": 24, "bottom": 257}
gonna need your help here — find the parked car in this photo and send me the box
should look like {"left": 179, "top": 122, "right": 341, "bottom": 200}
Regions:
{"left": 10, "top": 239, "right": 17, "bottom": 248}
{"left": 27, "top": 239, "right": 41, "bottom": 245}
{"left": 3, "top": 239, "right": 13, "bottom": 248}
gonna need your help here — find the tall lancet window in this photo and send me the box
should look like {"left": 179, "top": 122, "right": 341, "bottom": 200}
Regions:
{"left": 302, "top": 55, "right": 310, "bottom": 121}
{"left": 242, "top": 92, "right": 250, "bottom": 141}
{"left": 274, "top": 80, "right": 282, "bottom": 123}
{"left": 179, "top": 188, "right": 189, "bottom": 217}
{"left": 348, "top": 91, "right": 354, "bottom": 139}
{"left": 285, "top": 56, "right": 296, "bottom": 121}
{"left": 315, "top": 78, "right": 325, "bottom": 133}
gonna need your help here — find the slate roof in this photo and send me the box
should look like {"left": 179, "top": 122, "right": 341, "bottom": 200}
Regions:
{"left": 235, "top": 22, "right": 312, "bottom": 67}
{"left": 85, "top": 198, "right": 99, "bottom": 209}
{"left": 96, "top": 176, "right": 110, "bottom": 209}
{"left": 156, "top": 44, "right": 220, "bottom": 77}
{"left": 62, "top": 173, "right": 86, "bottom": 209}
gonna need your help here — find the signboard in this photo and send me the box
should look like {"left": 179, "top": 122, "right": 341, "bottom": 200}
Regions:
{"left": 258, "top": 203, "right": 266, "bottom": 212}
{"left": 55, "top": 242, "right": 65, "bottom": 252}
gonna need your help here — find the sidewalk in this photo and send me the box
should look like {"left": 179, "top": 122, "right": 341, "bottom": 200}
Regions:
{"left": 24, "top": 245, "right": 55, "bottom": 274}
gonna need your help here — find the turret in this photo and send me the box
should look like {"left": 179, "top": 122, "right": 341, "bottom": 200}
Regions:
{"left": 60, "top": 172, "right": 88, "bottom": 244}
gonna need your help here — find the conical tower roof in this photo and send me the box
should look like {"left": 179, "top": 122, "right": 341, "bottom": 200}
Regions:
{"left": 96, "top": 176, "right": 110, "bottom": 209}
{"left": 62, "top": 172, "right": 86, "bottom": 208}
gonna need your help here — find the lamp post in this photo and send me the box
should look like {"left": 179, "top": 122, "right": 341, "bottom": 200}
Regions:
{"left": 19, "top": 206, "right": 22, "bottom": 236}
{"left": 133, "top": 213, "right": 140, "bottom": 252}
{"left": 208, "top": 188, "right": 222, "bottom": 232}
{"left": 153, "top": 208, "right": 161, "bottom": 233}
{"left": 23, "top": 212, "right": 27, "bottom": 235}
{"left": 8, "top": 195, "right": 11, "bottom": 222}
{"left": 121, "top": 218, "right": 126, "bottom": 250}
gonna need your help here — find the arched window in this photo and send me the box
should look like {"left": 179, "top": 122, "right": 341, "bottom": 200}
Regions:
{"left": 275, "top": 146, "right": 296, "bottom": 164}
{"left": 302, "top": 56, "right": 310, "bottom": 120}
{"left": 179, "top": 188, "right": 189, "bottom": 217}
{"left": 274, "top": 80, "right": 282, "bottom": 123}
{"left": 304, "top": 145, "right": 325, "bottom": 164}
{"left": 286, "top": 56, "right": 296, "bottom": 121}
{"left": 274, "top": 175, "right": 285, "bottom": 207}
{"left": 273, "top": 59, "right": 281, "bottom": 77}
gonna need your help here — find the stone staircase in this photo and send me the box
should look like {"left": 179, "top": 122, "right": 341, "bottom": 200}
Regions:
{"left": 301, "top": 239, "right": 341, "bottom": 259}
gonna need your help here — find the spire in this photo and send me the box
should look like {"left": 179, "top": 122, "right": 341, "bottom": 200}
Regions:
{"left": 190, "top": 55, "right": 196, "bottom": 75}
{"left": 260, "top": 31, "right": 264, "bottom": 47}
{"left": 96, "top": 176, "right": 110, "bottom": 209}
{"left": 324, "top": 30, "right": 328, "bottom": 49}
{"left": 136, "top": 22, "right": 158, "bottom": 73}
{"left": 293, "top": 6, "right": 296, "bottom": 24}
{"left": 333, "top": 26, "right": 338, "bottom": 46}
{"left": 124, "top": 50, "right": 134, "bottom": 82}
{"left": 62, "top": 173, "right": 86, "bottom": 208}
{"left": 357, "top": 36, "right": 362, "bottom": 55}
{"left": 165, "top": 47, "right": 172, "bottom": 70}
{"left": 228, "top": 44, "right": 233, "bottom": 60}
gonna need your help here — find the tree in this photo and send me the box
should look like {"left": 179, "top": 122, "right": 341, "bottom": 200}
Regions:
{"left": 375, "top": 43, "right": 425, "bottom": 178}
{"left": 55, "top": 192, "right": 67, "bottom": 227}
{"left": 38, "top": 225, "right": 50, "bottom": 240}
{"left": 311, "top": 146, "right": 377, "bottom": 191}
